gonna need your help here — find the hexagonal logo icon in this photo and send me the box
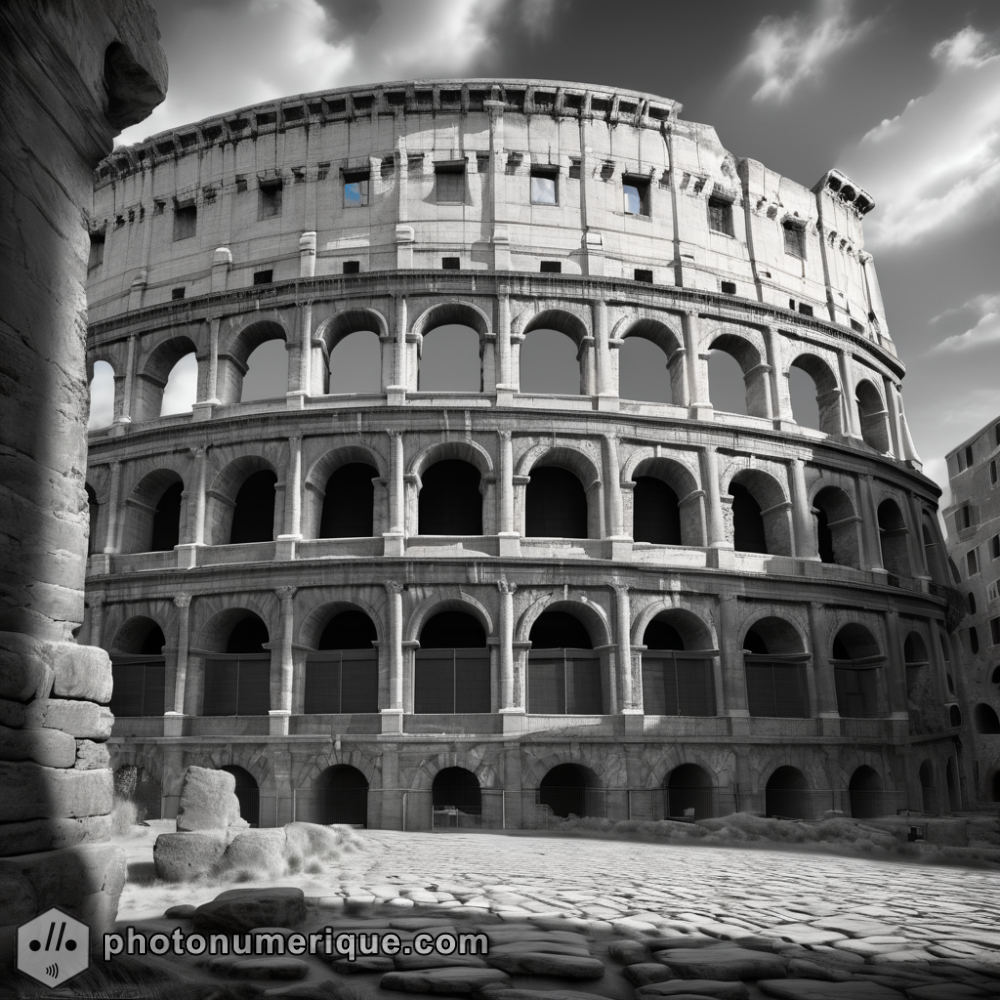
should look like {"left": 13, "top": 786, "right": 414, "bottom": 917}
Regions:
{"left": 17, "top": 906, "right": 90, "bottom": 988}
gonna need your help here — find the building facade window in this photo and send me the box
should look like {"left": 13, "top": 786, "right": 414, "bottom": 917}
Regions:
{"left": 991, "top": 617, "right": 1000, "bottom": 645}
{"left": 530, "top": 167, "right": 558, "bottom": 205}
{"left": 968, "top": 548, "right": 979, "bottom": 576}
{"left": 707, "top": 196, "right": 734, "bottom": 236}
{"left": 258, "top": 180, "right": 282, "bottom": 219}
{"left": 435, "top": 163, "right": 466, "bottom": 204}
{"left": 172, "top": 202, "right": 197, "bottom": 240}
{"left": 343, "top": 171, "right": 369, "bottom": 207}
{"left": 782, "top": 219, "right": 806, "bottom": 257}
{"left": 623, "top": 176, "right": 650, "bottom": 216}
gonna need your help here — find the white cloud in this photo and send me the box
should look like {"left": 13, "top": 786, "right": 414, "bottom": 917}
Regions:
{"left": 160, "top": 353, "right": 198, "bottom": 415}
{"left": 88, "top": 361, "right": 115, "bottom": 430}
{"left": 839, "top": 27, "right": 1000, "bottom": 248}
{"left": 930, "top": 293, "right": 1000, "bottom": 353}
{"left": 920, "top": 456, "right": 951, "bottom": 509}
{"left": 115, "top": 0, "right": 553, "bottom": 146}
{"left": 740, "top": 0, "right": 872, "bottom": 103}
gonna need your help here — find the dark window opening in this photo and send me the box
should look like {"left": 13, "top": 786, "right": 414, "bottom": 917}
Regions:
{"left": 416, "top": 612, "right": 489, "bottom": 714}
{"left": 539, "top": 764, "right": 601, "bottom": 819}
{"left": 526, "top": 466, "right": 587, "bottom": 538}
{"left": 343, "top": 171, "right": 369, "bottom": 208}
{"left": 835, "top": 666, "right": 879, "bottom": 718}
{"left": 173, "top": 203, "right": 197, "bottom": 241}
{"left": 204, "top": 617, "right": 270, "bottom": 716}
{"left": 109, "top": 622, "right": 166, "bottom": 717}
{"left": 88, "top": 232, "right": 105, "bottom": 271}
{"left": 253, "top": 270, "right": 273, "bottom": 285}
{"left": 970, "top": 627, "right": 979, "bottom": 654}
{"left": 436, "top": 164, "right": 466, "bottom": 204}
{"left": 969, "top": 593, "right": 978, "bottom": 615}
{"left": 992, "top": 534, "right": 1000, "bottom": 559}
{"left": 320, "top": 463, "right": 376, "bottom": 538}
{"left": 665, "top": 764, "right": 714, "bottom": 820}
{"left": 527, "top": 610, "right": 600, "bottom": 714}
{"left": 990, "top": 617, "right": 1000, "bottom": 645}
{"left": 851, "top": 319, "right": 865, "bottom": 333}
{"left": 258, "top": 182, "right": 282, "bottom": 219}
{"left": 731, "top": 483, "right": 768, "bottom": 554}
{"left": 150, "top": 482, "right": 183, "bottom": 552}
{"left": 708, "top": 196, "right": 734, "bottom": 237}
{"left": 783, "top": 219, "right": 806, "bottom": 258}
{"left": 975, "top": 703, "right": 1000, "bottom": 733}
{"left": 642, "top": 653, "right": 715, "bottom": 716}
{"left": 950, "top": 705, "right": 963, "bottom": 728}
{"left": 418, "top": 460, "right": 482, "bottom": 535}
{"left": 720, "top": 280, "right": 736, "bottom": 294}
{"left": 540, "top": 260, "right": 562, "bottom": 273}
{"left": 623, "top": 176, "right": 650, "bottom": 216}
{"left": 229, "top": 470, "right": 276, "bottom": 544}
{"left": 342, "top": 260, "right": 360, "bottom": 274}
{"left": 765, "top": 767, "right": 810, "bottom": 819}
{"left": 968, "top": 549, "right": 979, "bottom": 575}
{"left": 442, "top": 257, "right": 460, "bottom": 270}
{"left": 966, "top": 445, "right": 974, "bottom": 467}
{"left": 316, "top": 766, "right": 368, "bottom": 826}
{"left": 633, "top": 477, "right": 681, "bottom": 545}
{"left": 635, "top": 269, "right": 654, "bottom": 283}
{"left": 798, "top": 303, "right": 814, "bottom": 317}
{"left": 568, "top": 157, "right": 581, "bottom": 179}
{"left": 816, "top": 506, "right": 835, "bottom": 564}
{"left": 305, "top": 650, "right": 378, "bottom": 714}
{"left": 319, "top": 610, "right": 377, "bottom": 651}
{"left": 990, "top": 460, "right": 997, "bottom": 485}
{"left": 171, "top": 287, "right": 185, "bottom": 300}
{"left": 433, "top": 768, "right": 482, "bottom": 819}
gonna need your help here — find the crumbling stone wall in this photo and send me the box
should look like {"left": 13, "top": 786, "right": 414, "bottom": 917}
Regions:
{"left": 0, "top": 0, "right": 165, "bottom": 966}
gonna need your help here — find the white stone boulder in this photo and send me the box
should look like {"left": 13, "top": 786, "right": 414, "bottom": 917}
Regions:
{"left": 153, "top": 830, "right": 232, "bottom": 882}
{"left": 175, "top": 766, "right": 248, "bottom": 832}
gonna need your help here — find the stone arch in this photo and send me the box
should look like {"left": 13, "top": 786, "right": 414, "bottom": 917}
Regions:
{"left": 413, "top": 302, "right": 491, "bottom": 394}
{"left": 409, "top": 439, "right": 494, "bottom": 480}
{"left": 218, "top": 318, "right": 289, "bottom": 405}
{"left": 664, "top": 763, "right": 716, "bottom": 819}
{"left": 615, "top": 316, "right": 684, "bottom": 404}
{"left": 318, "top": 307, "right": 389, "bottom": 396}
{"left": 87, "top": 358, "right": 116, "bottom": 429}
{"left": 134, "top": 335, "right": 198, "bottom": 421}
{"left": 974, "top": 703, "right": 1000, "bottom": 734}
{"left": 764, "top": 765, "right": 811, "bottom": 819}
{"left": 630, "top": 456, "right": 702, "bottom": 547}
{"left": 518, "top": 307, "right": 592, "bottom": 396}
{"left": 410, "top": 301, "right": 491, "bottom": 340}
{"left": 633, "top": 605, "right": 716, "bottom": 651}
{"left": 519, "top": 444, "right": 601, "bottom": 541}
{"left": 299, "top": 600, "right": 382, "bottom": 650}
{"left": 304, "top": 444, "right": 384, "bottom": 540}
{"left": 742, "top": 613, "right": 808, "bottom": 653}
{"left": 202, "top": 748, "right": 272, "bottom": 790}
{"left": 877, "top": 497, "right": 912, "bottom": 577}
{"left": 313, "top": 764, "right": 370, "bottom": 826}
{"left": 110, "top": 615, "right": 166, "bottom": 655}
{"left": 848, "top": 765, "right": 884, "bottom": 819}
{"left": 406, "top": 753, "right": 501, "bottom": 791}
{"left": 706, "top": 328, "right": 769, "bottom": 418}
{"left": 317, "top": 307, "right": 391, "bottom": 353}
{"left": 517, "top": 596, "right": 611, "bottom": 648}
{"left": 742, "top": 615, "right": 810, "bottom": 719}
{"left": 122, "top": 468, "right": 184, "bottom": 554}
{"left": 220, "top": 764, "right": 260, "bottom": 827}
{"left": 521, "top": 748, "right": 609, "bottom": 790}
{"left": 406, "top": 593, "right": 494, "bottom": 644}
{"left": 207, "top": 455, "right": 279, "bottom": 545}
{"left": 811, "top": 483, "right": 860, "bottom": 567}
{"left": 727, "top": 468, "right": 791, "bottom": 556}
{"left": 855, "top": 378, "right": 890, "bottom": 453}
{"left": 538, "top": 761, "right": 604, "bottom": 818}
{"left": 197, "top": 605, "right": 273, "bottom": 654}
{"left": 787, "top": 351, "right": 842, "bottom": 434}
{"left": 300, "top": 748, "right": 379, "bottom": 788}
{"left": 431, "top": 766, "right": 483, "bottom": 820}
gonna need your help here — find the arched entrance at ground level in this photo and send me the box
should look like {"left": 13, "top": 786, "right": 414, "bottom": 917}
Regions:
{"left": 432, "top": 767, "right": 482, "bottom": 828}
{"left": 221, "top": 765, "right": 259, "bottom": 827}
{"left": 538, "top": 763, "right": 602, "bottom": 819}
{"left": 315, "top": 765, "right": 368, "bottom": 827}
{"left": 664, "top": 764, "right": 714, "bottom": 820}
{"left": 946, "top": 758, "right": 961, "bottom": 812}
{"left": 919, "top": 761, "right": 938, "bottom": 815}
{"left": 765, "top": 766, "right": 810, "bottom": 820}
{"left": 848, "top": 765, "right": 884, "bottom": 819}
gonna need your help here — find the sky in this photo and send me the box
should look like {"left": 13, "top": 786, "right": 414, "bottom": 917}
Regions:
{"left": 92, "top": 0, "right": 1000, "bottom": 505}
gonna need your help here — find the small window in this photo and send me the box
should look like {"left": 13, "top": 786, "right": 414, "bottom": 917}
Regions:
{"left": 530, "top": 168, "right": 558, "bottom": 205}
{"left": 436, "top": 164, "right": 466, "bottom": 204}
{"left": 721, "top": 281, "right": 737, "bottom": 295}
{"left": 991, "top": 534, "right": 999, "bottom": 559}
{"left": 153, "top": 199, "right": 165, "bottom": 215}
{"left": 258, "top": 181, "right": 282, "bottom": 219}
{"left": 957, "top": 505, "right": 972, "bottom": 531}
{"left": 707, "top": 196, "right": 734, "bottom": 236}
{"left": 342, "top": 260, "right": 360, "bottom": 275}
{"left": 783, "top": 219, "right": 806, "bottom": 258}
{"left": 343, "top": 171, "right": 370, "bottom": 208}
{"left": 968, "top": 549, "right": 979, "bottom": 576}
{"left": 798, "top": 303, "right": 814, "bottom": 317}
{"left": 966, "top": 445, "right": 974, "bottom": 467}
{"left": 442, "top": 257, "right": 460, "bottom": 270}
{"left": 476, "top": 151, "right": 490, "bottom": 174}
{"left": 991, "top": 617, "right": 1000, "bottom": 644}
{"left": 623, "top": 176, "right": 650, "bottom": 216}
{"left": 996, "top": 424, "right": 1000, "bottom": 447}
{"left": 950, "top": 704, "right": 962, "bottom": 727}
{"left": 970, "top": 627, "right": 979, "bottom": 654}
{"left": 568, "top": 157, "right": 581, "bottom": 179}
{"left": 172, "top": 203, "right": 197, "bottom": 241}
{"left": 850, "top": 319, "right": 865, "bottom": 333}
{"left": 969, "top": 593, "right": 978, "bottom": 615}
{"left": 634, "top": 269, "right": 653, "bottom": 284}
{"left": 990, "top": 460, "right": 997, "bottom": 485}
{"left": 88, "top": 232, "right": 105, "bottom": 271}
{"left": 253, "top": 270, "right": 273, "bottom": 286}
{"left": 235, "top": 176, "right": 247, "bottom": 194}
{"left": 540, "top": 261, "right": 561, "bottom": 273}
{"left": 171, "top": 287, "right": 185, "bottom": 300}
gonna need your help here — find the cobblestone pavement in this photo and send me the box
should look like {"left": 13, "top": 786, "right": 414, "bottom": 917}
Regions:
{"left": 122, "top": 830, "right": 1000, "bottom": 999}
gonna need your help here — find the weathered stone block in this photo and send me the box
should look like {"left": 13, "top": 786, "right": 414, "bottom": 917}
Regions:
{"left": 0, "top": 632, "right": 54, "bottom": 701}
{"left": 19, "top": 699, "right": 114, "bottom": 739}
{"left": 0, "top": 722, "right": 77, "bottom": 767}
{"left": 153, "top": 830, "right": 231, "bottom": 882}
{"left": 0, "top": 699, "right": 26, "bottom": 728}
{"left": 0, "top": 814, "right": 111, "bottom": 856}
{"left": 74, "top": 739, "right": 110, "bottom": 769}
{"left": 50, "top": 641, "right": 113, "bottom": 703}
{"left": 192, "top": 887, "right": 306, "bottom": 933}
{"left": 176, "top": 766, "right": 246, "bottom": 831}
{"left": 221, "top": 829, "right": 287, "bottom": 877}
{"left": 0, "top": 760, "right": 113, "bottom": 822}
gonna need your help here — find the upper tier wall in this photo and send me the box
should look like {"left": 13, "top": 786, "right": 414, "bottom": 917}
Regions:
{"left": 87, "top": 79, "right": 885, "bottom": 343}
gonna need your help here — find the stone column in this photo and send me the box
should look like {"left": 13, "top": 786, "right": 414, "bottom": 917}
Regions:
{"left": 277, "top": 435, "right": 302, "bottom": 559}
{"left": 700, "top": 447, "right": 729, "bottom": 549}
{"left": 495, "top": 294, "right": 513, "bottom": 401}
{"left": 883, "top": 609, "right": 910, "bottom": 723}
{"left": 858, "top": 473, "right": 884, "bottom": 572}
{"left": 166, "top": 594, "right": 190, "bottom": 734}
{"left": 498, "top": 430, "right": 518, "bottom": 557}
{"left": 0, "top": 0, "right": 166, "bottom": 964}
{"left": 290, "top": 302, "right": 313, "bottom": 405}
{"left": 614, "top": 583, "right": 639, "bottom": 715}
{"left": 498, "top": 579, "right": 519, "bottom": 713}
{"left": 192, "top": 317, "right": 221, "bottom": 419}
{"left": 382, "top": 582, "right": 404, "bottom": 732}
{"left": 718, "top": 594, "right": 748, "bottom": 718}
{"left": 387, "top": 295, "right": 407, "bottom": 404}
{"left": 117, "top": 333, "right": 137, "bottom": 424}
{"left": 593, "top": 299, "right": 616, "bottom": 409}
{"left": 907, "top": 492, "right": 931, "bottom": 579}
{"left": 764, "top": 325, "right": 792, "bottom": 424}
{"left": 837, "top": 351, "right": 859, "bottom": 438}
{"left": 102, "top": 460, "right": 123, "bottom": 554}
{"left": 789, "top": 457, "right": 819, "bottom": 560}
{"left": 808, "top": 601, "right": 838, "bottom": 733}
{"left": 605, "top": 435, "right": 625, "bottom": 539}
{"left": 384, "top": 429, "right": 405, "bottom": 556}
{"left": 682, "top": 312, "right": 711, "bottom": 415}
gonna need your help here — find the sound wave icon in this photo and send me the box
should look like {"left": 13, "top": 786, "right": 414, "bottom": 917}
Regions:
{"left": 45, "top": 963, "right": 59, "bottom": 979}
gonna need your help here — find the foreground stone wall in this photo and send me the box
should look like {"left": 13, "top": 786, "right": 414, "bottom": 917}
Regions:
{"left": 0, "top": 0, "right": 165, "bottom": 965}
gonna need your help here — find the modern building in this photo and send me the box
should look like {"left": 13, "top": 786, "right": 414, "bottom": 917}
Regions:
{"left": 944, "top": 417, "right": 1000, "bottom": 807}
{"left": 84, "top": 79, "right": 962, "bottom": 829}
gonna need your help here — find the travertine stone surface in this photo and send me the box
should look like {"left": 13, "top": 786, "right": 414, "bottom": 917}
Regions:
{"left": 175, "top": 765, "right": 246, "bottom": 831}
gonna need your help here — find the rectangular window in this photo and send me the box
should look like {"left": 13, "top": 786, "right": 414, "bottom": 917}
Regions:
{"left": 568, "top": 157, "right": 581, "bottom": 179}
{"left": 991, "top": 534, "right": 1000, "bottom": 559}
{"left": 783, "top": 219, "right": 806, "bottom": 258}
{"left": 720, "top": 280, "right": 737, "bottom": 295}
{"left": 850, "top": 319, "right": 865, "bottom": 333}
{"left": 957, "top": 505, "right": 972, "bottom": 530}
{"left": 527, "top": 651, "right": 602, "bottom": 714}
{"left": 303, "top": 650, "right": 378, "bottom": 714}
{"left": 744, "top": 659, "right": 809, "bottom": 718}
{"left": 435, "top": 163, "right": 466, "bottom": 204}
{"left": 991, "top": 460, "right": 997, "bottom": 485}
{"left": 968, "top": 548, "right": 979, "bottom": 575}
{"left": 798, "top": 303, "right": 814, "bottom": 317}
{"left": 109, "top": 659, "right": 165, "bottom": 717}
{"left": 623, "top": 176, "right": 650, "bottom": 216}
{"left": 172, "top": 202, "right": 197, "bottom": 240}
{"left": 966, "top": 445, "right": 974, "bottom": 467}
{"left": 441, "top": 257, "right": 461, "bottom": 270}
{"left": 171, "top": 287, "right": 185, "bottom": 300}
{"left": 258, "top": 181, "right": 282, "bottom": 219}
{"left": 540, "top": 261, "right": 561, "bottom": 273}
{"left": 969, "top": 627, "right": 979, "bottom": 654}
{"left": 834, "top": 666, "right": 880, "bottom": 718}
{"left": 641, "top": 655, "right": 715, "bottom": 716}
{"left": 413, "top": 649, "right": 490, "bottom": 714}
{"left": 343, "top": 170, "right": 370, "bottom": 208}
{"left": 634, "top": 269, "right": 654, "bottom": 283}
{"left": 253, "top": 270, "right": 273, "bottom": 285}
{"left": 342, "top": 260, "right": 360, "bottom": 274}
{"left": 203, "top": 657, "right": 270, "bottom": 715}
{"left": 707, "top": 196, "right": 734, "bottom": 236}
{"left": 530, "top": 168, "right": 558, "bottom": 205}
{"left": 991, "top": 618, "right": 1000, "bottom": 645}
{"left": 88, "top": 232, "right": 105, "bottom": 271}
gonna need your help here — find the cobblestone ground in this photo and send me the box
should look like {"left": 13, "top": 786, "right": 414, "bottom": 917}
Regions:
{"left": 121, "top": 831, "right": 1000, "bottom": 999}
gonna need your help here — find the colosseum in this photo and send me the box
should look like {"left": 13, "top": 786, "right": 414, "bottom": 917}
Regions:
{"left": 83, "top": 79, "right": 964, "bottom": 830}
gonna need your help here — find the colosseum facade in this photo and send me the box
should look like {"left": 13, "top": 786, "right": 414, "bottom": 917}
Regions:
{"left": 83, "top": 79, "right": 963, "bottom": 829}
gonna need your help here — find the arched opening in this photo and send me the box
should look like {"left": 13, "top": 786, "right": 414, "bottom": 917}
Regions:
{"left": 877, "top": 499, "right": 912, "bottom": 578}
{"left": 707, "top": 346, "right": 749, "bottom": 415}
{"left": 525, "top": 466, "right": 588, "bottom": 538}
{"left": 520, "top": 312, "right": 587, "bottom": 395}
{"left": 856, "top": 380, "right": 890, "bottom": 453}
{"left": 707, "top": 333, "right": 769, "bottom": 417}
{"left": 88, "top": 360, "right": 115, "bottom": 429}
{"left": 641, "top": 611, "right": 716, "bottom": 716}
{"left": 831, "top": 624, "right": 883, "bottom": 718}
{"left": 665, "top": 764, "right": 714, "bottom": 820}
{"left": 415, "top": 611, "right": 489, "bottom": 714}
{"left": 946, "top": 757, "right": 961, "bottom": 812}
{"left": 86, "top": 484, "right": 99, "bottom": 556}
{"left": 315, "top": 765, "right": 368, "bottom": 826}
{"left": 919, "top": 760, "right": 938, "bottom": 815}
{"left": 743, "top": 618, "right": 809, "bottom": 718}
{"left": 109, "top": 617, "right": 166, "bottom": 717}
{"left": 432, "top": 767, "right": 482, "bottom": 827}
{"left": 788, "top": 354, "right": 840, "bottom": 434}
{"left": 848, "top": 765, "right": 884, "bottom": 819}
{"left": 220, "top": 765, "right": 259, "bottom": 828}
{"left": 992, "top": 770, "right": 1000, "bottom": 803}
{"left": 202, "top": 611, "right": 271, "bottom": 716}
{"left": 320, "top": 463, "right": 377, "bottom": 538}
{"left": 160, "top": 352, "right": 197, "bottom": 416}
{"left": 633, "top": 477, "right": 681, "bottom": 544}
{"left": 904, "top": 632, "right": 929, "bottom": 701}
{"left": 539, "top": 763, "right": 602, "bottom": 819}
{"left": 241, "top": 339, "right": 288, "bottom": 403}
{"left": 418, "top": 460, "right": 482, "bottom": 535}
{"left": 122, "top": 470, "right": 184, "bottom": 554}
{"left": 329, "top": 330, "right": 381, "bottom": 395}
{"left": 151, "top": 482, "right": 183, "bottom": 551}
{"left": 765, "top": 766, "right": 810, "bottom": 820}
{"left": 619, "top": 335, "right": 672, "bottom": 404}
{"left": 950, "top": 704, "right": 963, "bottom": 727}
{"left": 730, "top": 470, "right": 791, "bottom": 556}
{"left": 921, "top": 518, "right": 949, "bottom": 583}
{"left": 230, "top": 470, "right": 277, "bottom": 543}
{"left": 418, "top": 325, "right": 482, "bottom": 392}
{"left": 304, "top": 609, "right": 378, "bottom": 714}
{"left": 730, "top": 483, "right": 767, "bottom": 553}
{"left": 528, "top": 610, "right": 600, "bottom": 715}
{"left": 812, "top": 486, "right": 859, "bottom": 567}
{"left": 974, "top": 703, "right": 1000, "bottom": 734}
